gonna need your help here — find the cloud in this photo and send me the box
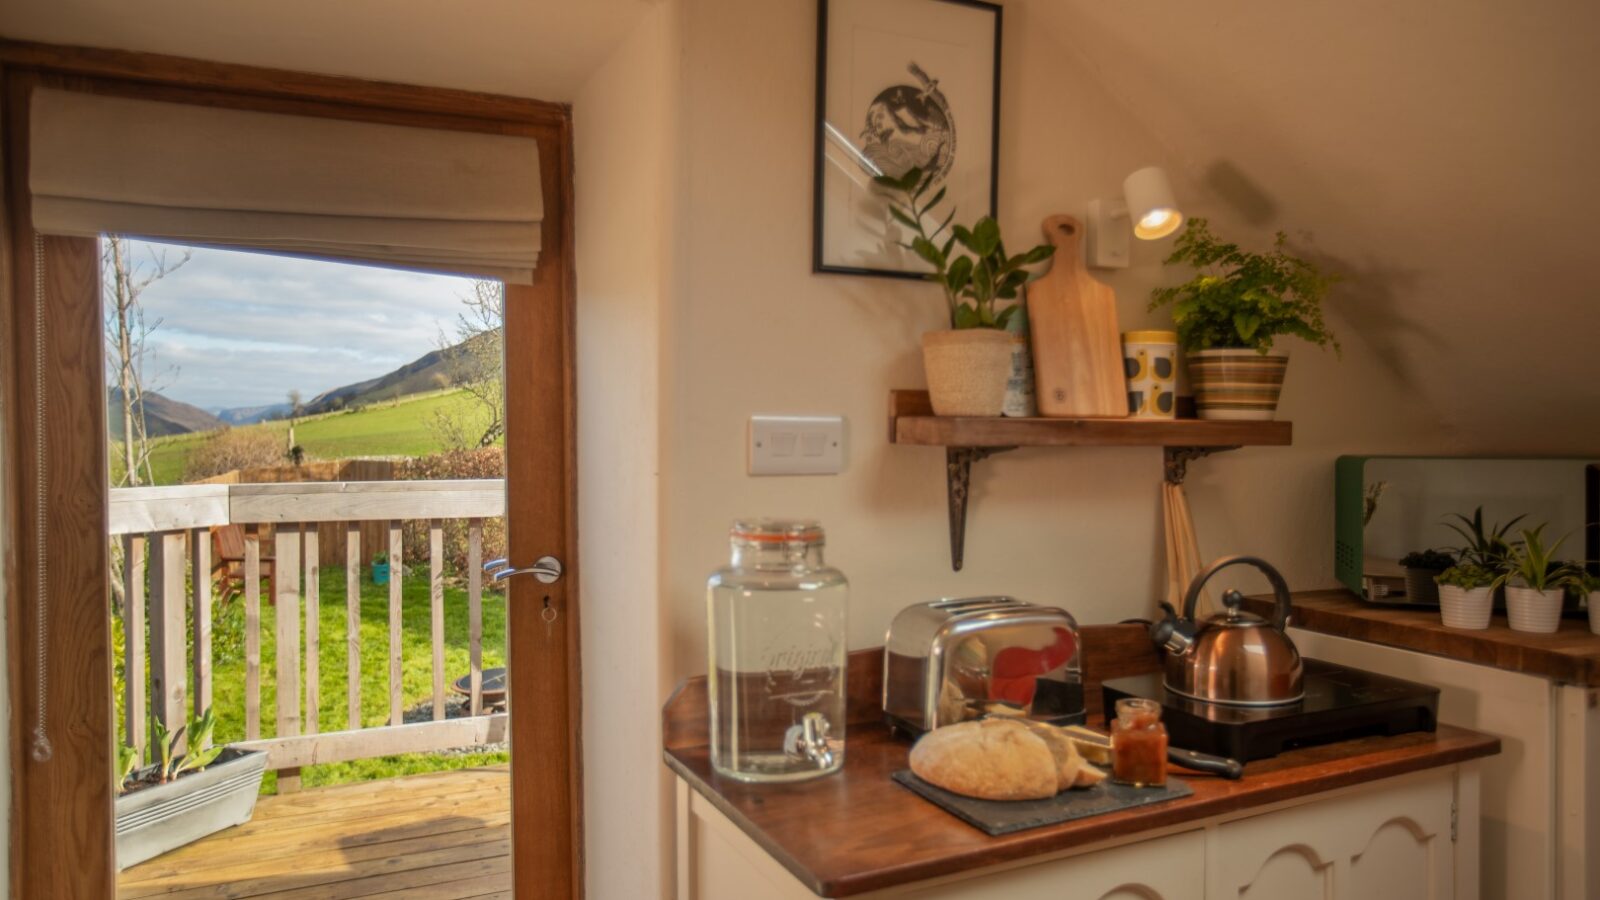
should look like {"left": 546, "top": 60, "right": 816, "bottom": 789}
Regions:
{"left": 116, "top": 240, "right": 482, "bottom": 410}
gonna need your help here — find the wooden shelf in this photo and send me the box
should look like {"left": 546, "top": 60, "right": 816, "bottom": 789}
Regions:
{"left": 887, "top": 390, "right": 1294, "bottom": 570}
{"left": 887, "top": 390, "right": 1293, "bottom": 449}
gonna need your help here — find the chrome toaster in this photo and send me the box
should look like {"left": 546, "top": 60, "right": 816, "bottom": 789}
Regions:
{"left": 883, "top": 597, "right": 1085, "bottom": 736}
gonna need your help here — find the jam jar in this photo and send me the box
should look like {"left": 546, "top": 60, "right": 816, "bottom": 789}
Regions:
{"left": 1110, "top": 697, "right": 1168, "bottom": 787}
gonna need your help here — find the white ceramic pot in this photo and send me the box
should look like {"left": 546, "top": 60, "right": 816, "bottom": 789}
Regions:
{"left": 1438, "top": 585, "right": 1494, "bottom": 630}
{"left": 922, "top": 329, "right": 1014, "bottom": 417}
{"left": 1588, "top": 590, "right": 1600, "bottom": 636}
{"left": 1505, "top": 584, "right": 1565, "bottom": 633}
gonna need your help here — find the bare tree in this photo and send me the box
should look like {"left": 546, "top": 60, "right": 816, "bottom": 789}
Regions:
{"left": 430, "top": 280, "right": 505, "bottom": 450}
{"left": 286, "top": 389, "right": 304, "bottom": 458}
{"left": 104, "top": 235, "right": 190, "bottom": 486}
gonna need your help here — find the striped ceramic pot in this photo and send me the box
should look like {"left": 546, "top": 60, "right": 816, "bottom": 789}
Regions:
{"left": 1187, "top": 349, "right": 1290, "bottom": 421}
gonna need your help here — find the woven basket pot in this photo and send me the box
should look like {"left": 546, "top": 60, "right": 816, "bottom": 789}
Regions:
{"left": 1188, "top": 349, "right": 1290, "bottom": 421}
{"left": 922, "top": 329, "right": 1013, "bottom": 417}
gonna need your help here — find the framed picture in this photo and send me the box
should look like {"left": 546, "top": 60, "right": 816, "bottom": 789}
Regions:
{"left": 813, "top": 0, "right": 1002, "bottom": 279}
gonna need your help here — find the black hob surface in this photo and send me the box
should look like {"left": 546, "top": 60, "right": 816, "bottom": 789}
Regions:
{"left": 1101, "top": 658, "right": 1439, "bottom": 762}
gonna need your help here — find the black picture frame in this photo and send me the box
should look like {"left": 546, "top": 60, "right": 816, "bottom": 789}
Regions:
{"left": 812, "top": 0, "right": 1003, "bottom": 279}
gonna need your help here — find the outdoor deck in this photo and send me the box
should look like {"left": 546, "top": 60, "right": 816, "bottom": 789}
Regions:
{"left": 117, "top": 767, "right": 511, "bottom": 899}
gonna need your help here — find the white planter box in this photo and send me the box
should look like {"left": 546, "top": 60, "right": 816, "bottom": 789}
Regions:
{"left": 115, "top": 747, "right": 268, "bottom": 870}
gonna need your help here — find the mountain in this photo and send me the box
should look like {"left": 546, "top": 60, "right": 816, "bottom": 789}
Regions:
{"left": 301, "top": 332, "right": 494, "bottom": 415}
{"left": 214, "top": 402, "right": 292, "bottom": 425}
{"left": 108, "top": 389, "right": 226, "bottom": 438}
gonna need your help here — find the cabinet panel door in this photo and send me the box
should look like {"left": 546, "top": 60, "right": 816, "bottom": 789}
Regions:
{"left": 905, "top": 830, "right": 1205, "bottom": 900}
{"left": 1210, "top": 770, "right": 1454, "bottom": 900}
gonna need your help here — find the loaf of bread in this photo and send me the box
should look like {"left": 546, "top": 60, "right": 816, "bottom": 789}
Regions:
{"left": 909, "top": 719, "right": 1058, "bottom": 800}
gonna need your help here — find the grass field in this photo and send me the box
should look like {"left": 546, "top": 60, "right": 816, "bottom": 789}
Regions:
{"left": 115, "top": 565, "right": 509, "bottom": 793}
{"left": 135, "top": 389, "right": 493, "bottom": 484}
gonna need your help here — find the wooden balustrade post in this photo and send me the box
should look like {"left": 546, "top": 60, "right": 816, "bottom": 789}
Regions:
{"left": 148, "top": 530, "right": 189, "bottom": 754}
{"left": 244, "top": 524, "right": 262, "bottom": 740}
{"left": 346, "top": 522, "right": 362, "bottom": 730}
{"left": 388, "top": 520, "right": 403, "bottom": 727}
{"left": 468, "top": 518, "right": 484, "bottom": 717}
{"left": 121, "top": 534, "right": 148, "bottom": 760}
{"left": 430, "top": 519, "right": 445, "bottom": 721}
{"left": 305, "top": 526, "right": 320, "bottom": 737}
{"left": 275, "top": 523, "right": 303, "bottom": 792}
{"left": 191, "top": 527, "right": 213, "bottom": 743}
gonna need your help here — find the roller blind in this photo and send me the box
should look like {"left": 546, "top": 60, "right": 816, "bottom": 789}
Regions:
{"left": 28, "top": 87, "right": 543, "bottom": 283}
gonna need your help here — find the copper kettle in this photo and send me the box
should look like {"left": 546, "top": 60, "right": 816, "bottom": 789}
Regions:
{"left": 1150, "top": 556, "right": 1304, "bottom": 706}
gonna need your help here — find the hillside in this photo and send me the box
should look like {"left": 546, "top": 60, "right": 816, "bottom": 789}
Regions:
{"left": 108, "top": 389, "right": 226, "bottom": 438}
{"left": 303, "top": 331, "right": 496, "bottom": 416}
{"left": 214, "top": 402, "right": 291, "bottom": 425}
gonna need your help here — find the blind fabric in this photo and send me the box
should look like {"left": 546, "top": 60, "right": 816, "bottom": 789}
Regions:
{"left": 29, "top": 87, "right": 543, "bottom": 283}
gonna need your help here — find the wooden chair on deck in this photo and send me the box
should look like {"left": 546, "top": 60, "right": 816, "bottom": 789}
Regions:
{"left": 211, "top": 524, "right": 277, "bottom": 605}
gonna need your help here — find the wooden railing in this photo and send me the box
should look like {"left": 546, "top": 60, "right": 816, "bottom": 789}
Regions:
{"left": 110, "top": 480, "right": 506, "bottom": 792}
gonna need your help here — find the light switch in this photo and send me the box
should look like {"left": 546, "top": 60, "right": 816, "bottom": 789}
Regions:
{"left": 749, "top": 415, "right": 845, "bottom": 475}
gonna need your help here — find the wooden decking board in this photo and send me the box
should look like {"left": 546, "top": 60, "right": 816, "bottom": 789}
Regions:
{"left": 118, "top": 767, "right": 512, "bottom": 900}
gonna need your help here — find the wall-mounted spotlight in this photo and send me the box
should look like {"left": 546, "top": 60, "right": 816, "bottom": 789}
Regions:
{"left": 1086, "top": 166, "right": 1184, "bottom": 269}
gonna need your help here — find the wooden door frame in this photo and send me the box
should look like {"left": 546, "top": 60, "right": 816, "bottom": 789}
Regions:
{"left": 0, "top": 40, "right": 582, "bottom": 899}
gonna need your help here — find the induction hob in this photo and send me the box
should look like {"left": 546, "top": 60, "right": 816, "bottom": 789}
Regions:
{"left": 1101, "top": 658, "right": 1439, "bottom": 762}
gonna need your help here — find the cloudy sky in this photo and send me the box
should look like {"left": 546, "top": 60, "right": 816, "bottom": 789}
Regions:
{"left": 114, "top": 239, "right": 481, "bottom": 411}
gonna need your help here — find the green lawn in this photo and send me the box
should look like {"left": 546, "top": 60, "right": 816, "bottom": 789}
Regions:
{"left": 138, "top": 389, "right": 493, "bottom": 485}
{"left": 117, "top": 564, "right": 509, "bottom": 793}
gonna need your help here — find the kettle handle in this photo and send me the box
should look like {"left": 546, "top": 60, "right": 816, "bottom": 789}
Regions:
{"left": 1181, "top": 555, "right": 1293, "bottom": 630}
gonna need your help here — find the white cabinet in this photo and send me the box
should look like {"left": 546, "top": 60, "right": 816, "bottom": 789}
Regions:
{"left": 675, "top": 767, "right": 1476, "bottom": 900}
{"left": 1289, "top": 627, "right": 1600, "bottom": 900}
{"left": 1208, "top": 769, "right": 1456, "bottom": 900}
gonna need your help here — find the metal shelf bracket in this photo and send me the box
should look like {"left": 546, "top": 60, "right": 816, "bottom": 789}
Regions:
{"left": 1164, "top": 445, "right": 1240, "bottom": 485}
{"left": 946, "top": 446, "right": 1015, "bottom": 571}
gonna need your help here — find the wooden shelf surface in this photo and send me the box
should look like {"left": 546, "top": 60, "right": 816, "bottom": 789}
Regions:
{"left": 888, "top": 390, "right": 1293, "bottom": 448}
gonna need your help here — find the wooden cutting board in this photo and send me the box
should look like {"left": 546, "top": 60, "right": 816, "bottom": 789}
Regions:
{"left": 1028, "top": 214, "right": 1128, "bottom": 417}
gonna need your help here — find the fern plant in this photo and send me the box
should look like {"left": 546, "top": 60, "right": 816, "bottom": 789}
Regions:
{"left": 875, "top": 167, "right": 1054, "bottom": 329}
{"left": 1149, "top": 218, "right": 1340, "bottom": 354}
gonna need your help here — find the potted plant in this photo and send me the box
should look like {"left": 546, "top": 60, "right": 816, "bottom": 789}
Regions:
{"left": 1435, "top": 564, "right": 1497, "bottom": 630}
{"left": 1400, "top": 549, "right": 1455, "bottom": 605}
{"left": 876, "top": 167, "right": 1054, "bottom": 416}
{"left": 1494, "top": 525, "right": 1581, "bottom": 634}
{"left": 1577, "top": 571, "right": 1600, "bottom": 636}
{"left": 116, "top": 709, "right": 268, "bottom": 869}
{"left": 1148, "top": 219, "right": 1340, "bottom": 420}
{"left": 371, "top": 550, "right": 390, "bottom": 585}
{"left": 1443, "top": 506, "right": 1526, "bottom": 607}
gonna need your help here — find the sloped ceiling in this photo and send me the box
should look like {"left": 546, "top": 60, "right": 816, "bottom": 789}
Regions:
{"left": 1031, "top": 1, "right": 1600, "bottom": 450}
{"left": 0, "top": 0, "right": 657, "bottom": 100}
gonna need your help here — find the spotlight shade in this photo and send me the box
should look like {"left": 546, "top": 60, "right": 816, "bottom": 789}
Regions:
{"left": 1124, "top": 166, "right": 1183, "bottom": 240}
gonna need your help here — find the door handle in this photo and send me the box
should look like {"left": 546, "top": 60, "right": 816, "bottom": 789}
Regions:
{"left": 487, "top": 556, "right": 563, "bottom": 585}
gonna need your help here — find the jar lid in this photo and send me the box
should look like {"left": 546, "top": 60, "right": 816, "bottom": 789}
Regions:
{"left": 1122, "top": 330, "right": 1178, "bottom": 344}
{"left": 730, "top": 519, "right": 824, "bottom": 545}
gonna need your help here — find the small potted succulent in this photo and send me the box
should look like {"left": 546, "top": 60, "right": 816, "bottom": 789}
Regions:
{"left": 1494, "top": 525, "right": 1581, "bottom": 634}
{"left": 1435, "top": 564, "right": 1497, "bottom": 630}
{"left": 877, "top": 167, "right": 1054, "bottom": 416}
{"left": 1148, "top": 219, "right": 1339, "bottom": 420}
{"left": 1400, "top": 549, "right": 1456, "bottom": 606}
{"left": 1577, "top": 571, "right": 1600, "bottom": 636}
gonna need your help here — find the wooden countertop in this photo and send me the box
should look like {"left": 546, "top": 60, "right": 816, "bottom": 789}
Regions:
{"left": 663, "top": 627, "right": 1500, "bottom": 897}
{"left": 1244, "top": 588, "right": 1600, "bottom": 687}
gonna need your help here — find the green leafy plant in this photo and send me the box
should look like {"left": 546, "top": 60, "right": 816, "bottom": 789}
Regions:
{"left": 1435, "top": 564, "right": 1497, "bottom": 591}
{"left": 1494, "top": 525, "right": 1582, "bottom": 592}
{"left": 1362, "top": 481, "right": 1388, "bottom": 528}
{"left": 1442, "top": 506, "right": 1526, "bottom": 572}
{"left": 1148, "top": 218, "right": 1340, "bottom": 354}
{"left": 875, "top": 167, "right": 1054, "bottom": 329}
{"left": 1400, "top": 549, "right": 1456, "bottom": 571}
{"left": 115, "top": 743, "right": 140, "bottom": 795}
{"left": 1571, "top": 569, "right": 1600, "bottom": 598}
{"left": 151, "top": 708, "right": 225, "bottom": 784}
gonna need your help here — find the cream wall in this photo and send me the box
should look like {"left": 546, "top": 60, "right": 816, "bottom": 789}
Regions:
{"left": 660, "top": 0, "right": 1450, "bottom": 688}
{"left": 572, "top": 5, "right": 678, "bottom": 898}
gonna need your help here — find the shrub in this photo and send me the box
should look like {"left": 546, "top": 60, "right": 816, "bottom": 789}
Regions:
{"left": 1400, "top": 549, "right": 1456, "bottom": 571}
{"left": 185, "top": 427, "right": 285, "bottom": 481}
{"left": 394, "top": 448, "right": 507, "bottom": 577}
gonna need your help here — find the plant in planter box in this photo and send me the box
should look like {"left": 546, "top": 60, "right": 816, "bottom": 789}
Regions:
{"left": 1442, "top": 506, "right": 1526, "bottom": 571}
{"left": 371, "top": 550, "right": 391, "bottom": 585}
{"left": 1148, "top": 218, "right": 1340, "bottom": 420}
{"left": 1435, "top": 564, "right": 1497, "bottom": 630}
{"left": 1493, "top": 525, "right": 1582, "bottom": 634}
{"left": 1399, "top": 549, "right": 1456, "bottom": 606}
{"left": 115, "top": 707, "right": 268, "bottom": 869}
{"left": 876, "top": 166, "right": 1054, "bottom": 416}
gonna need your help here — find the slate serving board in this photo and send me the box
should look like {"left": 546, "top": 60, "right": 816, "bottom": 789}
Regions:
{"left": 891, "top": 769, "right": 1193, "bottom": 836}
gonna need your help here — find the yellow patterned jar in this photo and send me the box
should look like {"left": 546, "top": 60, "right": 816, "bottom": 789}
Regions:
{"left": 1120, "top": 331, "right": 1178, "bottom": 419}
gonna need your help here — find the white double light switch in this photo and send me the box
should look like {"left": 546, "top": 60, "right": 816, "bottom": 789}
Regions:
{"left": 748, "top": 415, "right": 846, "bottom": 476}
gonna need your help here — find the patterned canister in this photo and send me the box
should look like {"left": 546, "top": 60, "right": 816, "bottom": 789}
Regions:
{"left": 1121, "top": 331, "right": 1178, "bottom": 419}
